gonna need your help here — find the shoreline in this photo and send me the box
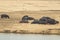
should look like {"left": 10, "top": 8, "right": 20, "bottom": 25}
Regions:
{"left": 0, "top": 29, "right": 60, "bottom": 35}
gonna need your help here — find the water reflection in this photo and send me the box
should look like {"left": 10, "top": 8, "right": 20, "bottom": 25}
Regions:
{"left": 0, "top": 33, "right": 60, "bottom": 40}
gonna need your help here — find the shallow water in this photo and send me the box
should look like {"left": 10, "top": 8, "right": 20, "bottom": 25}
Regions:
{"left": 0, "top": 33, "right": 60, "bottom": 40}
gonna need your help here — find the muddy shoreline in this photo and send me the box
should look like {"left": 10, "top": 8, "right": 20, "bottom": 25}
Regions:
{"left": 0, "top": 29, "right": 60, "bottom": 35}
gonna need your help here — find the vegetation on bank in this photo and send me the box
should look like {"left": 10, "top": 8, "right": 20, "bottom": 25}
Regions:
{"left": 0, "top": 29, "right": 60, "bottom": 35}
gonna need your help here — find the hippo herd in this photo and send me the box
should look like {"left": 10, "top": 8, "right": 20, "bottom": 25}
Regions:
{"left": 0, "top": 14, "right": 59, "bottom": 25}
{"left": 20, "top": 15, "right": 59, "bottom": 25}
{"left": 32, "top": 17, "right": 59, "bottom": 24}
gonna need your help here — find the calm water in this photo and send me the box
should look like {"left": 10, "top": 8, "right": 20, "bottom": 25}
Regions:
{"left": 0, "top": 33, "right": 60, "bottom": 40}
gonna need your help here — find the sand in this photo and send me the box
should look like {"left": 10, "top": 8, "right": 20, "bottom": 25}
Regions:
{"left": 0, "top": 0, "right": 60, "bottom": 12}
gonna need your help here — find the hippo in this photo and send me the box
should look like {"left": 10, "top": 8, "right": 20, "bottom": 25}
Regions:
{"left": 20, "top": 15, "right": 29, "bottom": 23}
{"left": 22, "top": 15, "right": 28, "bottom": 20}
{"left": 31, "top": 17, "right": 51, "bottom": 24}
{"left": 20, "top": 15, "right": 34, "bottom": 23}
{"left": 39, "top": 17, "right": 48, "bottom": 24}
{"left": 39, "top": 16, "right": 59, "bottom": 24}
{"left": 41, "top": 17, "right": 51, "bottom": 19}
{"left": 39, "top": 16, "right": 51, "bottom": 21}
{"left": 47, "top": 19, "right": 59, "bottom": 24}
{"left": 39, "top": 21, "right": 47, "bottom": 24}
{"left": 28, "top": 17, "right": 34, "bottom": 20}
{"left": 22, "top": 15, "right": 34, "bottom": 20}
{"left": 31, "top": 19, "right": 47, "bottom": 24}
{"left": 1, "top": 14, "right": 9, "bottom": 19}
{"left": 20, "top": 20, "right": 29, "bottom": 23}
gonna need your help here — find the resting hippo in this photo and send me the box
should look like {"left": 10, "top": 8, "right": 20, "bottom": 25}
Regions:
{"left": 22, "top": 15, "right": 34, "bottom": 20}
{"left": 39, "top": 17, "right": 51, "bottom": 21}
{"left": 20, "top": 15, "right": 29, "bottom": 23}
{"left": 41, "top": 17, "right": 51, "bottom": 19}
{"left": 20, "top": 15, "right": 34, "bottom": 23}
{"left": 39, "top": 16, "right": 59, "bottom": 24}
{"left": 1, "top": 14, "right": 9, "bottom": 19}
{"left": 39, "top": 17, "right": 48, "bottom": 24}
{"left": 39, "top": 21, "right": 47, "bottom": 24}
{"left": 22, "top": 15, "right": 28, "bottom": 20}
{"left": 20, "top": 20, "right": 29, "bottom": 23}
{"left": 47, "top": 19, "right": 59, "bottom": 24}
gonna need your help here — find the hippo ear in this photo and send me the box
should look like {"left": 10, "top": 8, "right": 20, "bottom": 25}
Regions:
{"left": 56, "top": 21, "right": 59, "bottom": 24}
{"left": 24, "top": 15, "right": 28, "bottom": 17}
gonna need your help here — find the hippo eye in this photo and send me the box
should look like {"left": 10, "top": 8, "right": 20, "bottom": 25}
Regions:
{"left": 40, "top": 19, "right": 46, "bottom": 21}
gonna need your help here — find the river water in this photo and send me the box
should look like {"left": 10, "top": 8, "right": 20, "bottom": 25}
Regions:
{"left": 0, "top": 33, "right": 60, "bottom": 40}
